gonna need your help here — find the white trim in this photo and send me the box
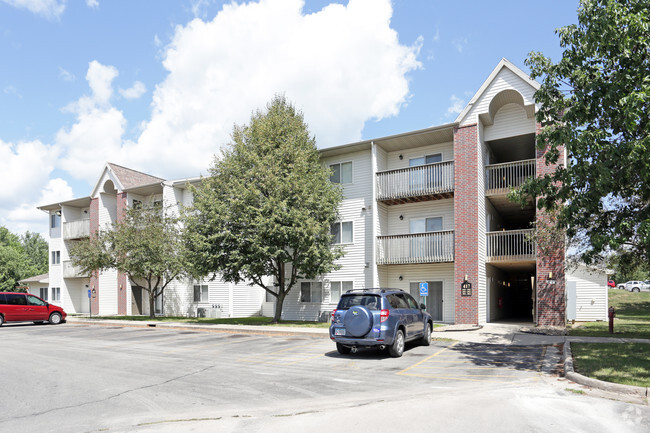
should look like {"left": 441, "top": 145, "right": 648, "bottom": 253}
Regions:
{"left": 455, "top": 58, "right": 540, "bottom": 125}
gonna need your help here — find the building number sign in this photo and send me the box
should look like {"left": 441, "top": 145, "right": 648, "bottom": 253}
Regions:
{"left": 461, "top": 281, "right": 472, "bottom": 297}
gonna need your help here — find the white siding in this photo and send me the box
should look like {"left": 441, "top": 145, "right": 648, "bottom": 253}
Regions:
{"left": 381, "top": 263, "right": 455, "bottom": 323}
{"left": 484, "top": 103, "right": 536, "bottom": 142}
{"left": 567, "top": 265, "right": 608, "bottom": 322}
{"left": 384, "top": 141, "right": 454, "bottom": 171}
{"left": 98, "top": 269, "right": 118, "bottom": 315}
{"left": 477, "top": 122, "right": 487, "bottom": 324}
{"left": 384, "top": 199, "right": 454, "bottom": 235}
{"left": 460, "top": 67, "right": 537, "bottom": 127}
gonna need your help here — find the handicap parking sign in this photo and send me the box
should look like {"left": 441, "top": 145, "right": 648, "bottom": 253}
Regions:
{"left": 419, "top": 282, "right": 428, "bottom": 296}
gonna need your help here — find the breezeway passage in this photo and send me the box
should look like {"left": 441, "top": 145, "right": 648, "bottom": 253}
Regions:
{"left": 1, "top": 324, "right": 647, "bottom": 433}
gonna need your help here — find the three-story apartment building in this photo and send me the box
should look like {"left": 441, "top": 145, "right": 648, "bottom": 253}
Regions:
{"left": 39, "top": 59, "right": 581, "bottom": 326}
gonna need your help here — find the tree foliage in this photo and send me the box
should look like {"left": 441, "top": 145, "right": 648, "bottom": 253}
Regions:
{"left": 184, "top": 95, "right": 343, "bottom": 322}
{"left": 0, "top": 227, "right": 48, "bottom": 291}
{"left": 513, "top": 0, "right": 650, "bottom": 264}
{"left": 70, "top": 203, "right": 189, "bottom": 318}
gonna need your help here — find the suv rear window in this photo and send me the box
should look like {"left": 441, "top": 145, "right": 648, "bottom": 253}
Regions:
{"left": 338, "top": 294, "right": 381, "bottom": 310}
{"left": 6, "top": 294, "right": 27, "bottom": 305}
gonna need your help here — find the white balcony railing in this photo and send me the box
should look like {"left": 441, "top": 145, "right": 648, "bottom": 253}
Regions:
{"left": 63, "top": 219, "right": 90, "bottom": 240}
{"left": 486, "top": 229, "right": 535, "bottom": 262}
{"left": 485, "top": 159, "right": 536, "bottom": 195}
{"left": 377, "top": 231, "right": 455, "bottom": 265}
{"left": 62, "top": 260, "right": 88, "bottom": 278}
{"left": 377, "top": 161, "right": 454, "bottom": 202}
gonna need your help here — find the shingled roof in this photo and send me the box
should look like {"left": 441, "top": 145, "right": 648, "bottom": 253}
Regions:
{"left": 106, "top": 163, "right": 165, "bottom": 190}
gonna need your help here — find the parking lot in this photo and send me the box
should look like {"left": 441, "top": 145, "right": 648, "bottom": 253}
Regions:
{"left": 1, "top": 323, "right": 648, "bottom": 433}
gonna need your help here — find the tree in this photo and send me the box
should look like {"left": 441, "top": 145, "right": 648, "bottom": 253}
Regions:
{"left": 0, "top": 227, "right": 40, "bottom": 291}
{"left": 184, "top": 95, "right": 343, "bottom": 323}
{"left": 21, "top": 231, "right": 48, "bottom": 275}
{"left": 512, "top": 0, "right": 650, "bottom": 264}
{"left": 70, "top": 203, "right": 189, "bottom": 318}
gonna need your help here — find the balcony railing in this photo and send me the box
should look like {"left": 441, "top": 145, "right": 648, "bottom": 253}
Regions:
{"left": 63, "top": 219, "right": 90, "bottom": 240}
{"left": 377, "top": 231, "right": 455, "bottom": 265}
{"left": 486, "top": 229, "right": 535, "bottom": 262}
{"left": 376, "top": 161, "right": 454, "bottom": 204}
{"left": 62, "top": 260, "right": 89, "bottom": 278}
{"left": 485, "top": 159, "right": 536, "bottom": 195}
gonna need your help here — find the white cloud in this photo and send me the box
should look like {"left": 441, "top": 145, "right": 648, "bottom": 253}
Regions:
{"left": 56, "top": 61, "right": 126, "bottom": 183}
{"left": 1, "top": 0, "right": 65, "bottom": 19}
{"left": 86, "top": 0, "right": 98, "bottom": 8}
{"left": 0, "top": 139, "right": 59, "bottom": 206}
{"left": 128, "top": 0, "right": 421, "bottom": 179}
{"left": 4, "top": 85, "right": 22, "bottom": 98}
{"left": 446, "top": 95, "right": 465, "bottom": 116}
{"left": 452, "top": 36, "right": 468, "bottom": 53}
{"left": 119, "top": 81, "right": 146, "bottom": 99}
{"left": 58, "top": 67, "right": 75, "bottom": 82}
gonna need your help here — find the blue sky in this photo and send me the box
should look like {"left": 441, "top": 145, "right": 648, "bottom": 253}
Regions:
{"left": 0, "top": 0, "right": 579, "bottom": 236}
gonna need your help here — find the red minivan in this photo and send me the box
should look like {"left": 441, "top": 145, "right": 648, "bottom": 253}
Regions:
{"left": 0, "top": 292, "right": 66, "bottom": 326}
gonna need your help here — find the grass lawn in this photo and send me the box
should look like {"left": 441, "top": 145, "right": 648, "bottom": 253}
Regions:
{"left": 571, "top": 343, "right": 650, "bottom": 387}
{"left": 84, "top": 315, "right": 331, "bottom": 328}
{"left": 569, "top": 289, "right": 650, "bottom": 339}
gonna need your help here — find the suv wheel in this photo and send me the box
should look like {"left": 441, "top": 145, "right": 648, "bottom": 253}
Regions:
{"left": 0, "top": 314, "right": 4, "bottom": 327}
{"left": 389, "top": 329, "right": 405, "bottom": 357}
{"left": 633, "top": 287, "right": 640, "bottom": 292}
{"left": 336, "top": 343, "right": 351, "bottom": 355}
{"left": 420, "top": 323, "right": 432, "bottom": 346}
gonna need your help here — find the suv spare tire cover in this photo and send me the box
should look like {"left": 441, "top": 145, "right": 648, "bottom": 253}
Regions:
{"left": 343, "top": 306, "right": 373, "bottom": 337}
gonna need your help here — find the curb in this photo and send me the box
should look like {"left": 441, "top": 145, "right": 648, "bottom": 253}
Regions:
{"left": 66, "top": 317, "right": 330, "bottom": 338}
{"left": 563, "top": 341, "right": 649, "bottom": 398}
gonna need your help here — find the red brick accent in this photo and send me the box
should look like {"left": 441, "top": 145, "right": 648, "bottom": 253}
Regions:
{"left": 453, "top": 124, "right": 479, "bottom": 324}
{"left": 535, "top": 124, "right": 566, "bottom": 326}
{"left": 117, "top": 192, "right": 128, "bottom": 315}
{"left": 89, "top": 197, "right": 100, "bottom": 315}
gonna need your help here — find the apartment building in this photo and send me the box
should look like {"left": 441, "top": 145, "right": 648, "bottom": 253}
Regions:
{"left": 37, "top": 59, "right": 607, "bottom": 325}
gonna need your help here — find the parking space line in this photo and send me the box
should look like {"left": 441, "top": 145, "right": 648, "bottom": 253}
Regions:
{"left": 397, "top": 342, "right": 459, "bottom": 376}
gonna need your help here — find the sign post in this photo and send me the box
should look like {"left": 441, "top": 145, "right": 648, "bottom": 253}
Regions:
{"left": 88, "top": 289, "right": 91, "bottom": 318}
{"left": 419, "top": 282, "right": 428, "bottom": 309}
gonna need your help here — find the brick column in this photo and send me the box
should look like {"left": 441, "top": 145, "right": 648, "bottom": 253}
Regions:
{"left": 453, "top": 124, "right": 479, "bottom": 324}
{"left": 117, "top": 192, "right": 128, "bottom": 315}
{"left": 535, "top": 125, "right": 566, "bottom": 326}
{"left": 89, "top": 197, "right": 100, "bottom": 315}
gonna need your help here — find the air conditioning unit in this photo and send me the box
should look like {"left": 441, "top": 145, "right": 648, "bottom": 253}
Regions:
{"left": 196, "top": 307, "right": 207, "bottom": 318}
{"left": 208, "top": 308, "right": 222, "bottom": 319}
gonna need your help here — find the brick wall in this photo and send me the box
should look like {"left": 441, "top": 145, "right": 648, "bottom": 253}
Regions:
{"left": 453, "top": 124, "right": 479, "bottom": 324}
{"left": 117, "top": 192, "right": 128, "bottom": 315}
{"left": 89, "top": 197, "right": 99, "bottom": 314}
{"left": 535, "top": 125, "right": 566, "bottom": 327}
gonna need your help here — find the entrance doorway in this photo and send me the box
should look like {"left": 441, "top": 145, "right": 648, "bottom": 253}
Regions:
{"left": 131, "top": 286, "right": 143, "bottom": 315}
{"left": 488, "top": 264, "right": 535, "bottom": 323}
{"left": 410, "top": 281, "right": 443, "bottom": 321}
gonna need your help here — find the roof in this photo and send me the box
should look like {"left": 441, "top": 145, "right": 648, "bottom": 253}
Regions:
{"left": 38, "top": 196, "right": 92, "bottom": 211}
{"left": 106, "top": 163, "right": 165, "bottom": 190}
{"left": 18, "top": 273, "right": 49, "bottom": 284}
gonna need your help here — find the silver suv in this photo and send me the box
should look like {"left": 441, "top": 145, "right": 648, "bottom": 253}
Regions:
{"left": 329, "top": 288, "right": 433, "bottom": 357}
{"left": 625, "top": 280, "right": 650, "bottom": 292}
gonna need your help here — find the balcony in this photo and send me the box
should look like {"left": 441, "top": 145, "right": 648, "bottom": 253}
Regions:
{"left": 486, "top": 229, "right": 535, "bottom": 262}
{"left": 377, "top": 231, "right": 455, "bottom": 265}
{"left": 485, "top": 159, "right": 536, "bottom": 196}
{"left": 376, "top": 161, "right": 454, "bottom": 205}
{"left": 62, "top": 260, "right": 89, "bottom": 278}
{"left": 63, "top": 219, "right": 90, "bottom": 240}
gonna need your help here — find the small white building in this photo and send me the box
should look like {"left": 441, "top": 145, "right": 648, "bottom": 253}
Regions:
{"left": 566, "top": 264, "right": 610, "bottom": 322}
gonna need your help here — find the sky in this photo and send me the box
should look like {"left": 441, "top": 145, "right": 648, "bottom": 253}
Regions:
{"left": 0, "top": 0, "right": 580, "bottom": 237}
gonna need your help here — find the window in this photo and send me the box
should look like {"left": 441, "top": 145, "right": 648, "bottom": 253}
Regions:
{"left": 329, "top": 281, "right": 352, "bottom": 304}
{"left": 27, "top": 295, "right": 46, "bottom": 306}
{"left": 409, "top": 153, "right": 442, "bottom": 166}
{"left": 410, "top": 217, "right": 443, "bottom": 233}
{"left": 132, "top": 199, "right": 142, "bottom": 209}
{"left": 331, "top": 221, "right": 353, "bottom": 244}
{"left": 6, "top": 294, "right": 27, "bottom": 305}
{"left": 52, "top": 287, "right": 60, "bottom": 301}
{"left": 51, "top": 251, "right": 61, "bottom": 265}
{"left": 300, "top": 282, "right": 322, "bottom": 303}
{"left": 50, "top": 213, "right": 60, "bottom": 229}
{"left": 193, "top": 285, "right": 208, "bottom": 302}
{"left": 40, "top": 288, "right": 48, "bottom": 301}
{"left": 329, "top": 162, "right": 352, "bottom": 184}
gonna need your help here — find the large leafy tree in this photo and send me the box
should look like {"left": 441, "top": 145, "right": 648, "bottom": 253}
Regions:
{"left": 0, "top": 227, "right": 31, "bottom": 291}
{"left": 21, "top": 231, "right": 48, "bottom": 275}
{"left": 185, "top": 95, "right": 343, "bottom": 323}
{"left": 513, "top": 0, "right": 650, "bottom": 264}
{"left": 70, "top": 203, "right": 189, "bottom": 318}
